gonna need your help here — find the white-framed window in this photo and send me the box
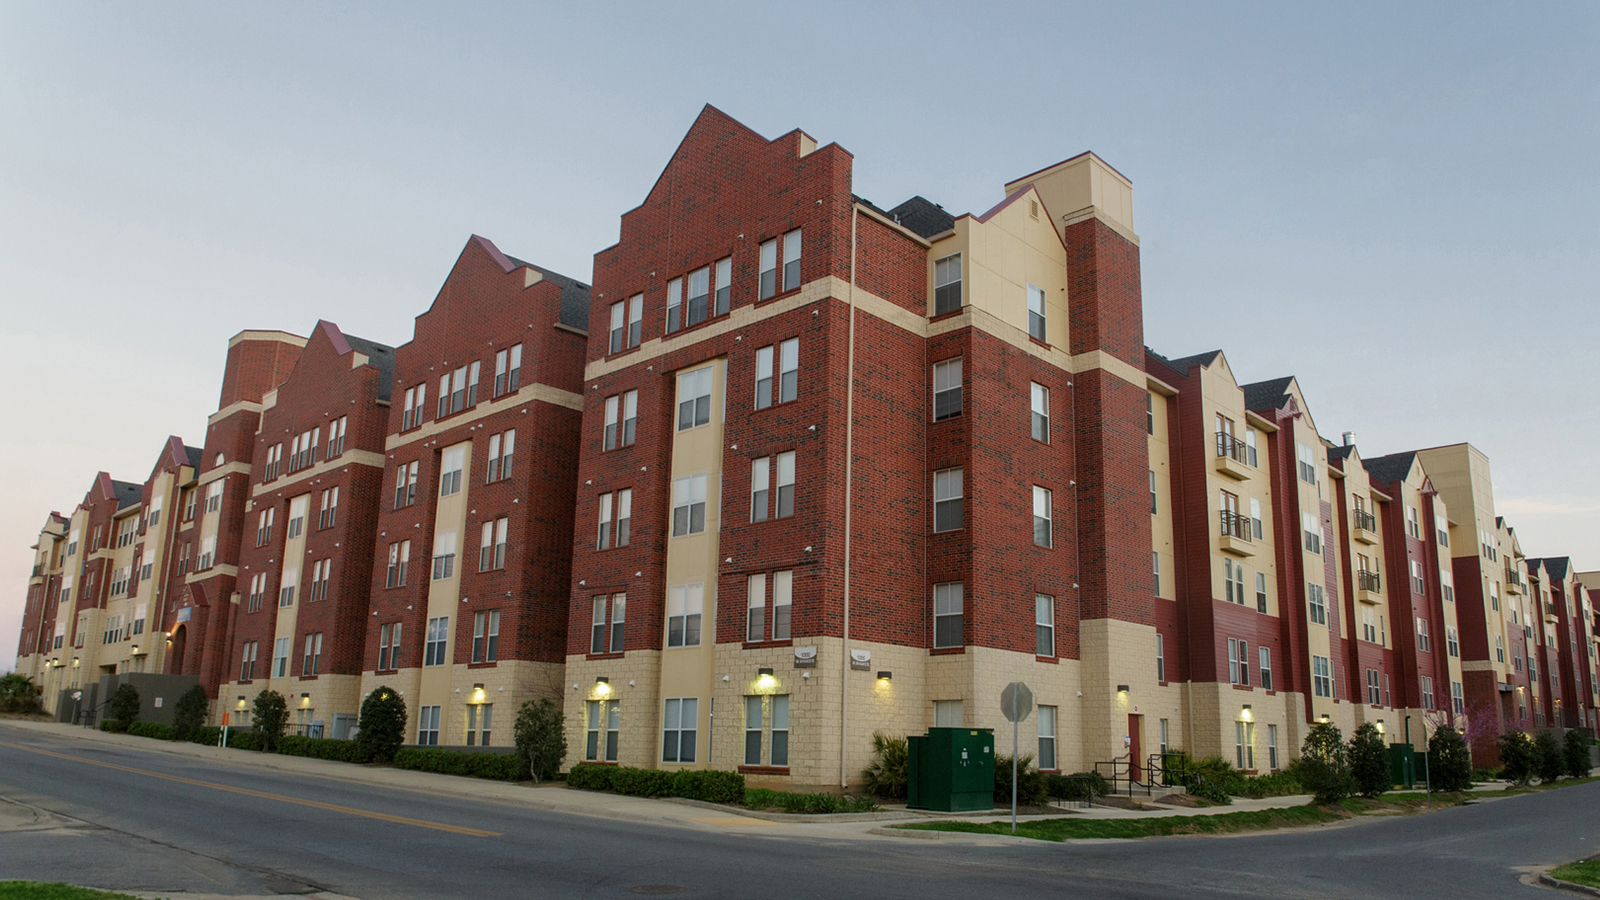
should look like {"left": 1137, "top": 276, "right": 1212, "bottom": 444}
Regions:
{"left": 326, "top": 416, "right": 347, "bottom": 458}
{"left": 758, "top": 239, "right": 778, "bottom": 300}
{"left": 1417, "top": 617, "right": 1431, "bottom": 652}
{"left": 609, "top": 300, "right": 627, "bottom": 353}
{"left": 932, "top": 358, "right": 962, "bottom": 421}
{"left": 1245, "top": 428, "right": 1258, "bottom": 466}
{"left": 686, "top": 265, "right": 711, "bottom": 327}
{"left": 1228, "top": 638, "right": 1250, "bottom": 685}
{"left": 278, "top": 568, "right": 298, "bottom": 608}
{"left": 487, "top": 429, "right": 515, "bottom": 482}
{"left": 774, "top": 452, "right": 795, "bottom": 519}
{"left": 494, "top": 343, "right": 523, "bottom": 395}
{"left": 472, "top": 609, "right": 499, "bottom": 664}
{"left": 286, "top": 495, "right": 306, "bottom": 540}
{"left": 1447, "top": 626, "right": 1460, "bottom": 658}
{"left": 302, "top": 632, "right": 323, "bottom": 675}
{"left": 933, "top": 253, "right": 962, "bottom": 314}
{"left": 239, "top": 640, "right": 258, "bottom": 681}
{"left": 479, "top": 517, "right": 508, "bottom": 570}
{"left": 1037, "top": 705, "right": 1057, "bottom": 770}
{"left": 1435, "top": 513, "right": 1450, "bottom": 547}
{"left": 1224, "top": 558, "right": 1246, "bottom": 605}
{"left": 423, "top": 616, "right": 449, "bottom": 667}
{"left": 586, "top": 699, "right": 620, "bottom": 761}
{"left": 590, "top": 596, "right": 608, "bottom": 655}
{"left": 1027, "top": 283, "right": 1046, "bottom": 341}
{"left": 1255, "top": 571, "right": 1268, "bottom": 613}
{"left": 1421, "top": 675, "right": 1435, "bottom": 709}
{"left": 667, "top": 583, "right": 703, "bottom": 648}
{"left": 1030, "top": 382, "right": 1049, "bottom": 442}
{"left": 713, "top": 259, "right": 731, "bottom": 317}
{"left": 401, "top": 384, "right": 425, "bottom": 431}
{"left": 743, "top": 694, "right": 791, "bottom": 767}
{"left": 205, "top": 480, "right": 224, "bottom": 514}
{"left": 1411, "top": 560, "right": 1426, "bottom": 595}
{"left": 672, "top": 474, "right": 708, "bottom": 536}
{"left": 662, "top": 697, "right": 699, "bottom": 763}
{"left": 1303, "top": 512, "right": 1322, "bottom": 553}
{"left": 1312, "top": 655, "right": 1332, "bottom": 698}
{"left": 677, "top": 367, "right": 713, "bottom": 430}
{"left": 597, "top": 492, "right": 613, "bottom": 549}
{"left": 1267, "top": 724, "right": 1279, "bottom": 770}
{"left": 417, "top": 705, "right": 441, "bottom": 746}
{"left": 934, "top": 700, "right": 963, "bottom": 727}
{"left": 466, "top": 703, "right": 493, "bottom": 747}
{"left": 318, "top": 487, "right": 339, "bottom": 530}
{"left": 933, "top": 582, "right": 963, "bottom": 649}
{"left": 256, "top": 507, "right": 275, "bottom": 547}
{"left": 1153, "top": 552, "right": 1162, "bottom": 597}
{"left": 246, "top": 573, "right": 264, "bottom": 612}
{"left": 1297, "top": 442, "right": 1317, "bottom": 484}
{"left": 394, "top": 461, "right": 419, "bottom": 508}
{"left": 309, "top": 559, "right": 330, "bottom": 601}
{"left": 272, "top": 636, "right": 290, "bottom": 678}
{"left": 377, "top": 622, "right": 400, "bottom": 671}
{"left": 439, "top": 446, "right": 464, "bottom": 496}
{"left": 1451, "top": 681, "right": 1465, "bottom": 714}
{"left": 431, "top": 530, "right": 457, "bottom": 581}
{"left": 1250, "top": 497, "right": 1263, "bottom": 540}
{"left": 1033, "top": 486, "right": 1052, "bottom": 548}
{"left": 1367, "top": 668, "right": 1381, "bottom": 705}
{"left": 1146, "top": 393, "right": 1155, "bottom": 435}
{"left": 264, "top": 443, "right": 282, "bottom": 480}
{"left": 1308, "top": 582, "right": 1327, "bottom": 624}
{"left": 604, "top": 391, "right": 638, "bottom": 449}
{"left": 933, "top": 468, "right": 963, "bottom": 532}
{"left": 750, "top": 457, "right": 769, "bottom": 523}
{"left": 146, "top": 494, "right": 163, "bottom": 528}
{"left": 771, "top": 571, "right": 792, "bottom": 641}
{"left": 1236, "top": 721, "right": 1255, "bottom": 770}
{"left": 1157, "top": 632, "right": 1165, "bottom": 681}
{"left": 782, "top": 229, "right": 802, "bottom": 292}
{"left": 755, "top": 338, "right": 800, "bottom": 410}
{"left": 747, "top": 573, "right": 766, "bottom": 642}
{"left": 1441, "top": 570, "right": 1455, "bottom": 603}
{"left": 1496, "top": 634, "right": 1505, "bottom": 663}
{"left": 1259, "top": 646, "right": 1273, "bottom": 691}
{"left": 1036, "top": 594, "right": 1054, "bottom": 657}
{"left": 385, "top": 540, "right": 410, "bottom": 588}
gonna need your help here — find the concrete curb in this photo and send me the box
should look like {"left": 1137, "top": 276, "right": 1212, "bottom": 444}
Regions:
{"left": 1541, "top": 873, "right": 1600, "bottom": 897}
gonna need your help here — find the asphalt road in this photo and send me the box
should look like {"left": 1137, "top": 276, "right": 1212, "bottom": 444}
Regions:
{"left": 0, "top": 722, "right": 1595, "bottom": 899}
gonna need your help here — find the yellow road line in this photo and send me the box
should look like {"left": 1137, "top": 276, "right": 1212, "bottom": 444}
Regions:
{"left": 0, "top": 739, "right": 500, "bottom": 837}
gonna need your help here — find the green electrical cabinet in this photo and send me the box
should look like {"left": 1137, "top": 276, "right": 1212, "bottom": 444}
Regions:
{"left": 907, "top": 727, "right": 995, "bottom": 812}
{"left": 1389, "top": 743, "right": 1416, "bottom": 789}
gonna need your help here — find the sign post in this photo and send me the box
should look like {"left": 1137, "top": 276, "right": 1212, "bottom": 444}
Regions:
{"left": 999, "top": 682, "right": 1034, "bottom": 833}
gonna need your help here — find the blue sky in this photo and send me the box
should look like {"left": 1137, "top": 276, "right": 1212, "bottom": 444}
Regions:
{"left": 3, "top": 2, "right": 1597, "bottom": 671}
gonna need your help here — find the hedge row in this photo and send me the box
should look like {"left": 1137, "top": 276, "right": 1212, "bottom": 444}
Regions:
{"left": 277, "top": 735, "right": 363, "bottom": 763}
{"left": 567, "top": 763, "right": 744, "bottom": 804}
{"left": 743, "top": 788, "right": 877, "bottom": 814}
{"left": 394, "top": 747, "right": 522, "bottom": 781}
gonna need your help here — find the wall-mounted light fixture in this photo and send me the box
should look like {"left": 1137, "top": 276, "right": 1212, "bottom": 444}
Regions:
{"left": 470, "top": 683, "right": 486, "bottom": 704}
{"left": 1376, "top": 719, "right": 1385, "bottom": 734}
{"left": 756, "top": 667, "right": 776, "bottom": 688}
{"left": 300, "top": 693, "right": 311, "bottom": 706}
{"left": 1319, "top": 713, "right": 1330, "bottom": 724}
{"left": 130, "top": 645, "right": 141, "bottom": 656}
{"left": 1241, "top": 704, "right": 1253, "bottom": 722}
{"left": 1116, "top": 684, "right": 1130, "bottom": 695}
{"left": 877, "top": 671, "right": 892, "bottom": 682}
{"left": 595, "top": 677, "right": 611, "bottom": 697}
{"left": 236, "top": 695, "right": 247, "bottom": 709}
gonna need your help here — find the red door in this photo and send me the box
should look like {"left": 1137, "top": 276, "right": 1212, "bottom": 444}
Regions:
{"left": 1129, "top": 714, "right": 1143, "bottom": 782}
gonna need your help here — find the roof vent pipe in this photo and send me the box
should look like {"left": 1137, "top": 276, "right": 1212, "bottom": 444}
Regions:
{"left": 1342, "top": 431, "right": 1356, "bottom": 447}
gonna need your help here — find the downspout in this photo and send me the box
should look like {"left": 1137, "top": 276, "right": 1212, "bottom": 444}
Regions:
{"left": 841, "top": 204, "right": 859, "bottom": 789}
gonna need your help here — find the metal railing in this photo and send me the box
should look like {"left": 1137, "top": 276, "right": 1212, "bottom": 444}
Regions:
{"left": 1352, "top": 509, "right": 1377, "bottom": 532}
{"left": 1219, "top": 510, "right": 1252, "bottom": 541}
{"left": 1358, "top": 570, "right": 1382, "bottom": 592}
{"left": 1506, "top": 569, "right": 1526, "bottom": 590}
{"left": 1215, "top": 432, "right": 1249, "bottom": 464}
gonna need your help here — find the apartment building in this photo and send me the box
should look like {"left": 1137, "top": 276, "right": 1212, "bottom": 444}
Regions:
{"left": 14, "top": 513, "right": 68, "bottom": 690}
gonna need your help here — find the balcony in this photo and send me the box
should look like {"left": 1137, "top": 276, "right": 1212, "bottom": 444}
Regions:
{"left": 1219, "top": 510, "right": 1255, "bottom": 557}
{"left": 1356, "top": 570, "right": 1382, "bottom": 605}
{"left": 1545, "top": 602, "right": 1560, "bottom": 624}
{"left": 1505, "top": 569, "right": 1525, "bottom": 595}
{"left": 1351, "top": 509, "right": 1378, "bottom": 545}
{"left": 1214, "top": 432, "right": 1252, "bottom": 481}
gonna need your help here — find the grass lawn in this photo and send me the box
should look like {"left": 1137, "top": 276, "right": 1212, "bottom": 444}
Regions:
{"left": 1551, "top": 859, "right": 1600, "bottom": 889}
{"left": 0, "top": 883, "right": 153, "bottom": 900}
{"left": 1388, "top": 775, "right": 1600, "bottom": 802}
{"left": 895, "top": 804, "right": 1346, "bottom": 841}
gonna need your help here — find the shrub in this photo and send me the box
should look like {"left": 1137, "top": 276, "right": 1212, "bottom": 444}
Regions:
{"left": 1299, "top": 721, "right": 1354, "bottom": 804}
{"left": 251, "top": 690, "right": 288, "bottom": 753}
{"left": 100, "top": 719, "right": 127, "bottom": 733}
{"left": 1429, "top": 725, "right": 1473, "bottom": 792}
{"left": 513, "top": 698, "right": 566, "bottom": 783}
{"left": 743, "top": 789, "right": 877, "bottom": 813}
{"left": 1564, "top": 729, "right": 1593, "bottom": 779}
{"left": 109, "top": 682, "right": 140, "bottom": 731}
{"left": 670, "top": 769, "right": 745, "bottom": 805}
{"left": 1349, "top": 723, "right": 1390, "bottom": 798}
{"left": 567, "top": 763, "right": 618, "bottom": 792}
{"left": 226, "top": 729, "right": 260, "bottom": 752}
{"left": 171, "top": 685, "right": 209, "bottom": 742}
{"left": 993, "top": 752, "right": 1050, "bottom": 807}
{"left": 1162, "top": 752, "right": 1246, "bottom": 795}
{"left": 128, "top": 721, "right": 173, "bottom": 740}
{"left": 566, "top": 763, "right": 746, "bottom": 804}
{"left": 1499, "top": 730, "right": 1536, "bottom": 785}
{"left": 1535, "top": 730, "right": 1566, "bottom": 784}
{"left": 1048, "top": 771, "right": 1111, "bottom": 801}
{"left": 1471, "top": 767, "right": 1500, "bottom": 783}
{"left": 277, "top": 735, "right": 363, "bottom": 763}
{"left": 0, "top": 673, "right": 44, "bottom": 714}
{"left": 355, "top": 686, "right": 407, "bottom": 763}
{"left": 394, "top": 748, "right": 521, "bottom": 781}
{"left": 1187, "top": 778, "right": 1233, "bottom": 805}
{"left": 612, "top": 767, "right": 673, "bottom": 797}
{"left": 1236, "top": 770, "right": 1303, "bottom": 798}
{"left": 860, "top": 732, "right": 908, "bottom": 799}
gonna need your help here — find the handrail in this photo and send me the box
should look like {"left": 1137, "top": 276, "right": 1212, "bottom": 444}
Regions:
{"left": 1215, "top": 432, "right": 1249, "bottom": 464}
{"left": 1358, "top": 570, "right": 1382, "bottom": 592}
{"left": 1219, "top": 510, "right": 1252, "bottom": 540}
{"left": 1352, "top": 509, "right": 1377, "bottom": 532}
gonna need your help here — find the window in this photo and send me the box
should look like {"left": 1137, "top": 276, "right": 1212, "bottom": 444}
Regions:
{"left": 1153, "top": 552, "right": 1162, "bottom": 597}
{"left": 278, "top": 568, "right": 298, "bottom": 608}
{"left": 494, "top": 343, "right": 523, "bottom": 395}
{"left": 437, "top": 374, "right": 451, "bottom": 417}
{"left": 1417, "top": 617, "right": 1431, "bottom": 652}
{"left": 1022, "top": 282, "right": 1048, "bottom": 341}
{"left": 466, "top": 363, "right": 481, "bottom": 409}
{"left": 662, "top": 698, "right": 699, "bottom": 763}
{"left": 1228, "top": 638, "right": 1250, "bottom": 685}
{"left": 934, "top": 700, "right": 963, "bottom": 727}
{"left": 609, "top": 301, "right": 626, "bottom": 353}
{"left": 205, "top": 480, "right": 223, "bottom": 514}
{"left": 1441, "top": 570, "right": 1455, "bottom": 603}
{"left": 1303, "top": 512, "right": 1322, "bottom": 553}
{"left": 378, "top": 623, "right": 401, "bottom": 671}
{"left": 1308, "top": 582, "right": 1327, "bottom": 625}
{"left": 1250, "top": 498, "right": 1263, "bottom": 540}
{"left": 1410, "top": 560, "right": 1426, "bottom": 595}
{"left": 466, "top": 704, "right": 493, "bottom": 747}
{"left": 256, "top": 507, "right": 275, "bottom": 547}
{"left": 272, "top": 636, "right": 290, "bottom": 678}
{"left": 479, "top": 518, "right": 508, "bottom": 570}
{"left": 933, "top": 582, "right": 963, "bottom": 648}
{"left": 603, "top": 391, "right": 639, "bottom": 450}
{"left": 394, "top": 461, "right": 419, "bottom": 508}
{"left": 1146, "top": 393, "right": 1155, "bottom": 435}
{"left": 309, "top": 559, "right": 330, "bottom": 602}
{"left": 744, "top": 696, "right": 763, "bottom": 765}
{"left": 597, "top": 493, "right": 613, "bottom": 549}
{"left": 591, "top": 596, "right": 608, "bottom": 654}
{"left": 318, "top": 487, "right": 339, "bottom": 530}
{"left": 246, "top": 574, "right": 265, "bottom": 612}
{"left": 239, "top": 641, "right": 258, "bottom": 681}
{"left": 432, "top": 531, "right": 456, "bottom": 580}
{"left": 1236, "top": 722, "right": 1255, "bottom": 770}
{"left": 586, "top": 700, "right": 620, "bottom": 762}
{"left": 747, "top": 574, "right": 766, "bottom": 642}
{"left": 1037, "top": 705, "right": 1057, "bottom": 770}
{"left": 1421, "top": 676, "right": 1435, "bottom": 710}
{"left": 755, "top": 338, "right": 800, "bottom": 409}
{"left": 609, "top": 593, "right": 625, "bottom": 651}
{"left": 1159, "top": 718, "right": 1169, "bottom": 755}
{"left": 750, "top": 458, "right": 769, "bottom": 523}
{"left": 932, "top": 359, "right": 962, "bottom": 420}
{"left": 714, "top": 260, "right": 731, "bottom": 317}
{"left": 934, "top": 253, "right": 962, "bottom": 314}
{"left": 1312, "top": 655, "right": 1332, "bottom": 698}
{"left": 487, "top": 430, "right": 515, "bottom": 482}
{"left": 103, "top": 614, "right": 122, "bottom": 644}
{"left": 667, "top": 583, "right": 703, "bottom": 647}
{"left": 1259, "top": 646, "right": 1273, "bottom": 691}
{"left": 1435, "top": 514, "right": 1450, "bottom": 547}
{"left": 933, "top": 468, "right": 963, "bottom": 532}
{"left": 1223, "top": 558, "right": 1246, "bottom": 605}
{"left": 1297, "top": 442, "right": 1317, "bottom": 484}
{"left": 472, "top": 610, "right": 500, "bottom": 664}
{"left": 591, "top": 593, "right": 627, "bottom": 654}
{"left": 782, "top": 229, "right": 801, "bottom": 291}
{"left": 1245, "top": 429, "right": 1258, "bottom": 467}
{"left": 1255, "top": 572, "right": 1268, "bottom": 614}
{"left": 1361, "top": 607, "right": 1377, "bottom": 643}
{"left": 743, "top": 694, "right": 791, "bottom": 767}
{"left": 1150, "top": 471, "right": 1159, "bottom": 514}
{"left": 677, "top": 368, "right": 713, "bottom": 430}
{"left": 759, "top": 239, "right": 778, "bottom": 300}
{"left": 1452, "top": 681, "right": 1465, "bottom": 714}
{"left": 1033, "top": 486, "right": 1052, "bottom": 547}
{"left": 686, "top": 265, "right": 710, "bottom": 326}
{"left": 264, "top": 443, "right": 282, "bottom": 481}
{"left": 1036, "top": 594, "right": 1055, "bottom": 657}
{"left": 672, "top": 474, "right": 708, "bottom": 536}
{"left": 401, "top": 384, "right": 426, "bottom": 431}
{"left": 417, "top": 706, "right": 440, "bottom": 746}
{"left": 286, "top": 497, "right": 305, "bottom": 540}
{"left": 302, "top": 632, "right": 323, "bottom": 675}
{"left": 1156, "top": 633, "right": 1166, "bottom": 681}
{"left": 1268, "top": 724, "right": 1279, "bottom": 770}
{"left": 424, "top": 617, "right": 449, "bottom": 667}
{"left": 1496, "top": 634, "right": 1505, "bottom": 663}
{"left": 327, "top": 416, "right": 347, "bottom": 458}
{"left": 439, "top": 447, "right": 464, "bottom": 496}
{"left": 771, "top": 571, "right": 791, "bottom": 641}
{"left": 386, "top": 540, "right": 410, "bottom": 588}
{"left": 1030, "top": 382, "right": 1049, "bottom": 442}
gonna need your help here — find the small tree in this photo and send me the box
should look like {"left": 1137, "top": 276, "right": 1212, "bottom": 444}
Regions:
{"left": 994, "top": 752, "right": 1051, "bottom": 807}
{"left": 252, "top": 690, "right": 288, "bottom": 752}
{"left": 355, "top": 686, "right": 407, "bottom": 763}
{"left": 0, "top": 673, "right": 44, "bottom": 714}
{"left": 1563, "top": 729, "right": 1593, "bottom": 779}
{"left": 1498, "top": 730, "right": 1536, "bottom": 785}
{"left": 1348, "top": 723, "right": 1390, "bottom": 798}
{"left": 1429, "top": 724, "right": 1473, "bottom": 792}
{"left": 1535, "top": 730, "right": 1566, "bottom": 784}
{"left": 861, "top": 732, "right": 909, "bottom": 799}
{"left": 1298, "top": 721, "right": 1354, "bottom": 804}
{"left": 513, "top": 698, "right": 567, "bottom": 783}
{"left": 171, "top": 685, "right": 209, "bottom": 742}
{"left": 108, "top": 682, "right": 141, "bottom": 731}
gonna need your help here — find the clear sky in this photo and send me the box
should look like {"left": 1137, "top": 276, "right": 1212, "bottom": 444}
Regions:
{"left": 3, "top": 2, "right": 1597, "bottom": 673}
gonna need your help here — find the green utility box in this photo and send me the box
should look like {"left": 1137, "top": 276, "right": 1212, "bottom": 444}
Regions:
{"left": 907, "top": 727, "right": 995, "bottom": 812}
{"left": 1389, "top": 743, "right": 1416, "bottom": 789}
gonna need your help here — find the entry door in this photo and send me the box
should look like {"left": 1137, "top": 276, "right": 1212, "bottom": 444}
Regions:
{"left": 1128, "top": 714, "right": 1144, "bottom": 781}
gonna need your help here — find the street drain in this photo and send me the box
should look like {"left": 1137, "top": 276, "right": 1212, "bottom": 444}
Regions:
{"left": 628, "top": 886, "right": 687, "bottom": 895}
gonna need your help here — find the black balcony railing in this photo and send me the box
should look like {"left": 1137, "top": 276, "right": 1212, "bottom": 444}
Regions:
{"left": 31, "top": 565, "right": 43, "bottom": 578}
{"left": 1506, "top": 569, "right": 1525, "bottom": 589}
{"left": 1215, "top": 432, "right": 1249, "bottom": 464}
{"left": 1220, "top": 510, "right": 1251, "bottom": 541}
{"left": 1358, "top": 570, "right": 1382, "bottom": 592}
{"left": 1352, "top": 509, "right": 1377, "bottom": 532}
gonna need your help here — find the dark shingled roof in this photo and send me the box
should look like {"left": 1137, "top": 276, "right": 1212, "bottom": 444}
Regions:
{"left": 184, "top": 445, "right": 203, "bottom": 470}
{"left": 1542, "top": 557, "right": 1571, "bottom": 581}
{"left": 1363, "top": 452, "right": 1417, "bottom": 486}
{"left": 344, "top": 334, "right": 397, "bottom": 403}
{"left": 506, "top": 256, "right": 592, "bottom": 332}
{"left": 111, "top": 480, "right": 143, "bottom": 510}
{"left": 1241, "top": 377, "right": 1295, "bottom": 412}
{"left": 885, "top": 196, "right": 957, "bottom": 239}
{"left": 1328, "top": 444, "right": 1356, "bottom": 461}
{"left": 1147, "top": 348, "right": 1222, "bottom": 377}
